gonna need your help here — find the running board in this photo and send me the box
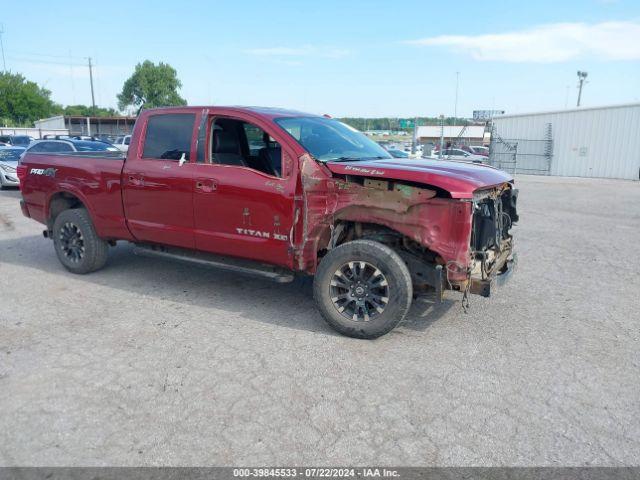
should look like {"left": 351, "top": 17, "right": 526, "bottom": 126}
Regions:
{"left": 133, "top": 244, "right": 295, "bottom": 283}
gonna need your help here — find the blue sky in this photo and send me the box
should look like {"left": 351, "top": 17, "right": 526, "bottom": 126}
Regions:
{"left": 3, "top": 0, "right": 639, "bottom": 117}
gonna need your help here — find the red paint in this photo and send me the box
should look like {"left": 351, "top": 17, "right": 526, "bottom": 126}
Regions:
{"left": 19, "top": 106, "right": 515, "bottom": 281}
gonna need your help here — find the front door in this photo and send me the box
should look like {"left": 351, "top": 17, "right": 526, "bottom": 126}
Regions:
{"left": 122, "top": 112, "right": 198, "bottom": 249}
{"left": 191, "top": 113, "right": 297, "bottom": 268}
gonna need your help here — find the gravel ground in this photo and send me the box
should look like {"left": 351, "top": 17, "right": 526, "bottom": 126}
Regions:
{"left": 0, "top": 175, "right": 638, "bottom": 466}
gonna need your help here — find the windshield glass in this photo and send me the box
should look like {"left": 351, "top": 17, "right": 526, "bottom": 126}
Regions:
{"left": 0, "top": 148, "right": 24, "bottom": 161}
{"left": 275, "top": 117, "right": 392, "bottom": 162}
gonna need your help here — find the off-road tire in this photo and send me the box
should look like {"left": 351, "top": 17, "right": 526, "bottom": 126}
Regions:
{"left": 313, "top": 239, "right": 413, "bottom": 339}
{"left": 52, "top": 208, "right": 108, "bottom": 274}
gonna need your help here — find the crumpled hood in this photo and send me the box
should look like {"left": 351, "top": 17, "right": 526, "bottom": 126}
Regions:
{"left": 326, "top": 158, "right": 513, "bottom": 198}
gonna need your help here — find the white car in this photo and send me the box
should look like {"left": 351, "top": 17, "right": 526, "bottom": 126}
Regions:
{"left": 111, "top": 135, "right": 131, "bottom": 152}
{"left": 0, "top": 146, "right": 26, "bottom": 188}
{"left": 470, "top": 146, "right": 489, "bottom": 156}
{"left": 434, "top": 148, "right": 487, "bottom": 163}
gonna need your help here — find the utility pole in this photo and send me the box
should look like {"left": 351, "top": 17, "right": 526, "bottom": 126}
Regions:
{"left": 88, "top": 57, "right": 96, "bottom": 114}
{"left": 454, "top": 71, "right": 460, "bottom": 122}
{"left": 0, "top": 24, "right": 6, "bottom": 72}
{"left": 438, "top": 115, "right": 445, "bottom": 159}
{"left": 576, "top": 71, "right": 588, "bottom": 107}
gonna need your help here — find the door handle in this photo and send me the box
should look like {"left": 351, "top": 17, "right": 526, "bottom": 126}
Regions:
{"left": 128, "top": 175, "right": 144, "bottom": 187}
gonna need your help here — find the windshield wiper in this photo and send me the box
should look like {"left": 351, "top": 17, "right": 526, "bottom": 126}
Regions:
{"left": 330, "top": 156, "right": 388, "bottom": 162}
{"left": 330, "top": 156, "right": 362, "bottom": 162}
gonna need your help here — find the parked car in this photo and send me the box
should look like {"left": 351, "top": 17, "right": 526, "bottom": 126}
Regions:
{"left": 0, "top": 135, "right": 34, "bottom": 147}
{"left": 434, "top": 148, "right": 487, "bottom": 163}
{"left": 18, "top": 106, "right": 517, "bottom": 339}
{"left": 22, "top": 139, "right": 121, "bottom": 158}
{"left": 386, "top": 149, "right": 409, "bottom": 158}
{"left": 470, "top": 146, "right": 489, "bottom": 157}
{"left": 0, "top": 146, "right": 26, "bottom": 188}
{"left": 111, "top": 135, "right": 132, "bottom": 152}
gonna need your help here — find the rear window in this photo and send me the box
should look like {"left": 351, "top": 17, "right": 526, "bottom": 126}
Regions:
{"left": 142, "top": 114, "right": 195, "bottom": 160}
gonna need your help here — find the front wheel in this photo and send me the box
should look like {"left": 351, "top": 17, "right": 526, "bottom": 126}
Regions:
{"left": 52, "top": 208, "right": 109, "bottom": 274}
{"left": 313, "top": 240, "right": 413, "bottom": 339}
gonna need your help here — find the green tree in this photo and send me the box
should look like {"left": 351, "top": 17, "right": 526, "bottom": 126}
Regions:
{"left": 117, "top": 60, "right": 187, "bottom": 111}
{"left": 0, "top": 72, "right": 61, "bottom": 126}
{"left": 62, "top": 104, "right": 119, "bottom": 117}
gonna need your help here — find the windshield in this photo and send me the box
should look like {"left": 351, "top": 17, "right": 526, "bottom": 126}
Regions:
{"left": 0, "top": 148, "right": 24, "bottom": 162}
{"left": 275, "top": 117, "right": 392, "bottom": 162}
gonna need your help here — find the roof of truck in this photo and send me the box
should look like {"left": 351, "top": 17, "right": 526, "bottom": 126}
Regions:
{"left": 143, "top": 106, "right": 321, "bottom": 120}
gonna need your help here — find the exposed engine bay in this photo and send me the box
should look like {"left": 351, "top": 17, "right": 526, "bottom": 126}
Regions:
{"left": 468, "top": 186, "right": 519, "bottom": 296}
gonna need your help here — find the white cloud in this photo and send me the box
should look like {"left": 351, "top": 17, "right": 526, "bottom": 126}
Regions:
{"left": 244, "top": 45, "right": 351, "bottom": 59}
{"left": 405, "top": 21, "right": 640, "bottom": 62}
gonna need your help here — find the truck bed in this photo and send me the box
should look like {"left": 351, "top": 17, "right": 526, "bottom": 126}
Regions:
{"left": 20, "top": 152, "right": 133, "bottom": 241}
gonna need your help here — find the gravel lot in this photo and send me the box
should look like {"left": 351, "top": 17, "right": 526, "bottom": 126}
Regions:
{"left": 0, "top": 175, "right": 639, "bottom": 466}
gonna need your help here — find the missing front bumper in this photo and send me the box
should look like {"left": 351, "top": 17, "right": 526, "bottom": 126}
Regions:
{"left": 469, "top": 252, "right": 518, "bottom": 297}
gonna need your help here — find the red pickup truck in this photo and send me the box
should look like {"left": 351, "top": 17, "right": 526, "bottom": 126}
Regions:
{"left": 18, "top": 106, "right": 517, "bottom": 338}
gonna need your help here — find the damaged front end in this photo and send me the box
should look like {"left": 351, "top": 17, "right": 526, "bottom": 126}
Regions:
{"left": 467, "top": 186, "right": 518, "bottom": 298}
{"left": 296, "top": 154, "right": 518, "bottom": 304}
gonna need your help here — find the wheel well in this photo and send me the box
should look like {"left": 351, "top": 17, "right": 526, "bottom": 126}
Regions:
{"left": 321, "top": 221, "right": 439, "bottom": 263}
{"left": 319, "top": 221, "right": 444, "bottom": 294}
{"left": 47, "top": 192, "right": 85, "bottom": 230}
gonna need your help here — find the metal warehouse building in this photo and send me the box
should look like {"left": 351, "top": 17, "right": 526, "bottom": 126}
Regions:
{"left": 489, "top": 103, "right": 640, "bottom": 180}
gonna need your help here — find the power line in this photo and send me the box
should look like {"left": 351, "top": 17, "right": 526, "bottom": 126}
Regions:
{"left": 5, "top": 49, "right": 85, "bottom": 60}
{"left": 7, "top": 55, "right": 86, "bottom": 67}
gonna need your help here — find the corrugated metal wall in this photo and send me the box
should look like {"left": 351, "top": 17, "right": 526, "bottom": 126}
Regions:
{"left": 492, "top": 103, "right": 640, "bottom": 180}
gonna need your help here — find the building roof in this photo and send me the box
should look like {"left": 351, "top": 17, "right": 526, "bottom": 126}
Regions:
{"left": 494, "top": 102, "right": 640, "bottom": 120}
{"left": 416, "top": 125, "right": 485, "bottom": 139}
{"left": 64, "top": 115, "right": 136, "bottom": 121}
{"left": 35, "top": 114, "right": 136, "bottom": 124}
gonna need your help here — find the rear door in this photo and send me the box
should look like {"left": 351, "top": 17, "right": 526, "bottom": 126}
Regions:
{"left": 122, "top": 112, "right": 199, "bottom": 249}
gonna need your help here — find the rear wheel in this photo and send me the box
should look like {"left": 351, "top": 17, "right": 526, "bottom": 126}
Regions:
{"left": 52, "top": 208, "right": 108, "bottom": 274}
{"left": 313, "top": 240, "right": 413, "bottom": 339}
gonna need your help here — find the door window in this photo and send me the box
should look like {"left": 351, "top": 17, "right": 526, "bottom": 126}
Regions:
{"left": 209, "top": 118, "right": 282, "bottom": 177}
{"left": 142, "top": 114, "right": 195, "bottom": 160}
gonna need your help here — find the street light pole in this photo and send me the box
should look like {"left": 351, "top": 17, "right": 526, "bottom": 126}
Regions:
{"left": 577, "top": 71, "right": 588, "bottom": 107}
{"left": 454, "top": 71, "right": 459, "bottom": 122}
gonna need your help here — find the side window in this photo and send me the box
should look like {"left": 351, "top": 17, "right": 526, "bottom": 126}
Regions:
{"left": 124, "top": 136, "right": 131, "bottom": 145}
{"left": 210, "top": 118, "right": 282, "bottom": 177}
{"left": 143, "top": 114, "right": 195, "bottom": 160}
